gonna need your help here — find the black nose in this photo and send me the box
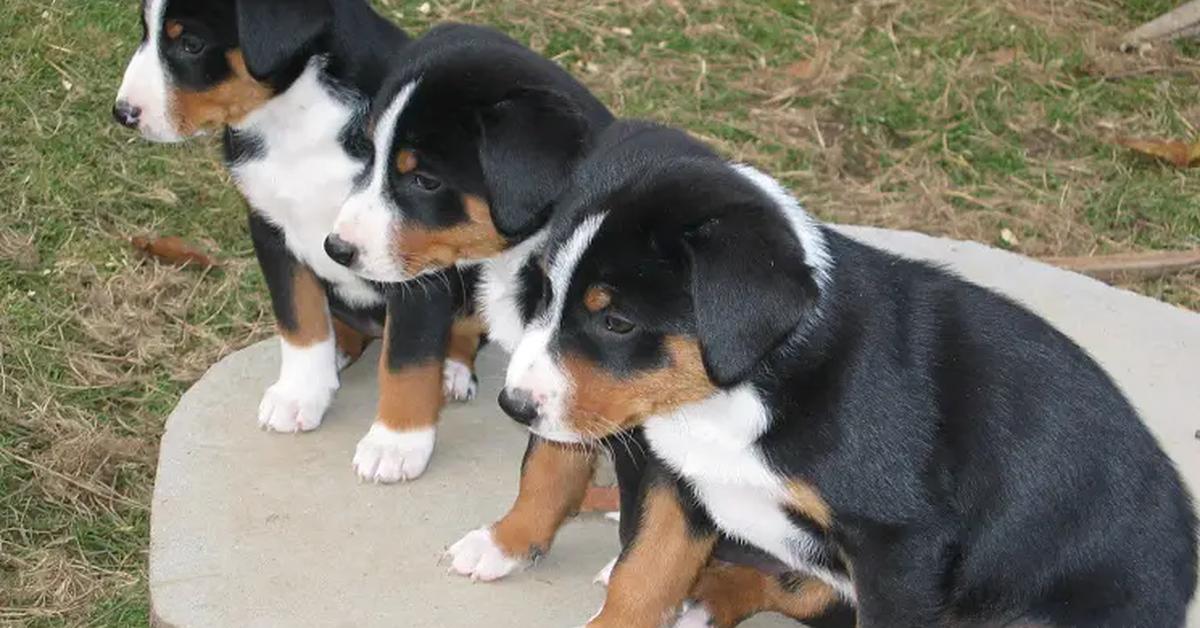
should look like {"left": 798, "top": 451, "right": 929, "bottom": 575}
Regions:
{"left": 112, "top": 101, "right": 141, "bottom": 129}
{"left": 323, "top": 234, "right": 358, "bottom": 267}
{"left": 498, "top": 389, "right": 539, "bottom": 426}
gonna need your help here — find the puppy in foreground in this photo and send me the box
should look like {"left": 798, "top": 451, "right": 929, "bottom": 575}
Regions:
{"left": 499, "top": 120, "right": 1198, "bottom": 628}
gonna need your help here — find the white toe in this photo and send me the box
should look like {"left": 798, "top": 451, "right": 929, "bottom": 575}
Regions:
{"left": 593, "top": 556, "right": 617, "bottom": 586}
{"left": 257, "top": 380, "right": 333, "bottom": 432}
{"left": 443, "top": 359, "right": 478, "bottom": 402}
{"left": 352, "top": 424, "right": 435, "bottom": 483}
{"left": 446, "top": 527, "right": 523, "bottom": 581}
{"left": 672, "top": 604, "right": 714, "bottom": 628}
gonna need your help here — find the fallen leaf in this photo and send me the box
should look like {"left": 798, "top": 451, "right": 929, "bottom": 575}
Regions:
{"left": 130, "top": 235, "right": 219, "bottom": 269}
{"left": 999, "top": 228, "right": 1020, "bottom": 247}
{"left": 1116, "top": 137, "right": 1200, "bottom": 167}
{"left": 579, "top": 485, "right": 620, "bottom": 513}
{"left": 785, "top": 59, "right": 819, "bottom": 80}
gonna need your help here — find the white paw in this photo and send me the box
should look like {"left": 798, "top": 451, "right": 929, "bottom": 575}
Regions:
{"left": 443, "top": 359, "right": 477, "bottom": 402}
{"left": 257, "top": 379, "right": 334, "bottom": 433}
{"left": 446, "top": 527, "right": 523, "bottom": 581}
{"left": 672, "top": 603, "right": 714, "bottom": 628}
{"left": 593, "top": 556, "right": 617, "bottom": 586}
{"left": 352, "top": 424, "right": 435, "bottom": 483}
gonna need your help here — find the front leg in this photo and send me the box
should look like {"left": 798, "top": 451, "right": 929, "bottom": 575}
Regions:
{"left": 353, "top": 285, "right": 453, "bottom": 483}
{"left": 448, "top": 435, "right": 596, "bottom": 580}
{"left": 443, "top": 314, "right": 484, "bottom": 402}
{"left": 588, "top": 479, "right": 717, "bottom": 628}
{"left": 250, "top": 213, "right": 338, "bottom": 433}
{"left": 847, "top": 526, "right": 950, "bottom": 628}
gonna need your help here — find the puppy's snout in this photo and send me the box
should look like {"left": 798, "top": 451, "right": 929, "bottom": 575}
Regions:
{"left": 112, "top": 101, "right": 141, "bottom": 129}
{"left": 498, "top": 388, "right": 539, "bottom": 426}
{"left": 323, "top": 234, "right": 359, "bottom": 267}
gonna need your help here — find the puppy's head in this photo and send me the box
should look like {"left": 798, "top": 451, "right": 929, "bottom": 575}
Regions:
{"left": 499, "top": 150, "right": 831, "bottom": 444}
{"left": 113, "top": 0, "right": 332, "bottom": 141}
{"left": 327, "top": 28, "right": 610, "bottom": 282}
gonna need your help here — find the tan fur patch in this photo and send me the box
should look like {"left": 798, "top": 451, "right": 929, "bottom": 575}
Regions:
{"left": 591, "top": 486, "right": 716, "bottom": 628}
{"left": 332, "top": 318, "right": 373, "bottom": 366}
{"left": 395, "top": 149, "right": 418, "bottom": 174}
{"left": 491, "top": 440, "right": 596, "bottom": 558}
{"left": 170, "top": 50, "right": 273, "bottom": 135}
{"left": 584, "top": 285, "right": 612, "bottom": 312}
{"left": 446, "top": 315, "right": 485, "bottom": 368}
{"left": 165, "top": 20, "right": 183, "bottom": 40}
{"left": 562, "top": 336, "right": 714, "bottom": 439}
{"left": 375, "top": 316, "right": 443, "bottom": 431}
{"left": 279, "top": 266, "right": 330, "bottom": 347}
{"left": 786, "top": 480, "right": 834, "bottom": 529}
{"left": 690, "top": 564, "right": 839, "bottom": 627}
{"left": 392, "top": 194, "right": 506, "bottom": 273}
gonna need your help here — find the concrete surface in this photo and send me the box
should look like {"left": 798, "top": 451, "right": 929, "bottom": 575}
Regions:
{"left": 150, "top": 227, "right": 1200, "bottom": 627}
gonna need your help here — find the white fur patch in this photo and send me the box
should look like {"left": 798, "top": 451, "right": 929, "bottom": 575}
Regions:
{"left": 232, "top": 59, "right": 383, "bottom": 310}
{"left": 116, "top": 0, "right": 180, "bottom": 142}
{"left": 503, "top": 213, "right": 607, "bottom": 442}
{"left": 645, "top": 388, "right": 856, "bottom": 602}
{"left": 442, "top": 359, "right": 477, "bottom": 402}
{"left": 446, "top": 527, "right": 524, "bottom": 581}
{"left": 477, "top": 234, "right": 545, "bottom": 353}
{"left": 352, "top": 423, "right": 435, "bottom": 483}
{"left": 258, "top": 336, "right": 339, "bottom": 432}
{"left": 672, "top": 604, "right": 714, "bottom": 628}
{"left": 330, "top": 81, "right": 419, "bottom": 283}
{"left": 593, "top": 556, "right": 617, "bottom": 586}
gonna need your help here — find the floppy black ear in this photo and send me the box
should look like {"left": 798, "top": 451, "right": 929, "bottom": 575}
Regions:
{"left": 236, "top": 0, "right": 332, "bottom": 81}
{"left": 684, "top": 209, "right": 820, "bottom": 387}
{"left": 477, "top": 88, "right": 592, "bottom": 239}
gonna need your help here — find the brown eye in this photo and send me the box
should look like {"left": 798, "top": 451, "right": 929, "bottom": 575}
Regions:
{"left": 604, "top": 314, "right": 635, "bottom": 335}
{"left": 180, "top": 33, "right": 205, "bottom": 55}
{"left": 412, "top": 173, "right": 441, "bottom": 191}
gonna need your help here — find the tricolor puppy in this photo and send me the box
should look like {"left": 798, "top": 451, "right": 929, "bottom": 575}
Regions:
{"left": 502, "top": 121, "right": 1198, "bottom": 628}
{"left": 113, "top": 0, "right": 484, "bottom": 483}
{"left": 325, "top": 21, "right": 621, "bottom": 581}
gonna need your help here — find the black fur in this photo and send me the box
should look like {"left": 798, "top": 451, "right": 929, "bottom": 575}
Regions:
{"left": 364, "top": 23, "right": 614, "bottom": 244}
{"left": 532, "top": 120, "right": 1198, "bottom": 627}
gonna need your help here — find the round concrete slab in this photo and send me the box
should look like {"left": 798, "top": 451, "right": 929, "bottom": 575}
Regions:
{"left": 150, "top": 227, "right": 1200, "bottom": 627}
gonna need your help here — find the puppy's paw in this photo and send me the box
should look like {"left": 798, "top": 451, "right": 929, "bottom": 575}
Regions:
{"left": 443, "top": 359, "right": 478, "bottom": 402}
{"left": 593, "top": 556, "right": 617, "bottom": 586}
{"left": 446, "top": 527, "right": 523, "bottom": 581}
{"left": 671, "top": 603, "right": 714, "bottom": 628}
{"left": 352, "top": 424, "right": 435, "bottom": 483}
{"left": 257, "top": 379, "right": 335, "bottom": 433}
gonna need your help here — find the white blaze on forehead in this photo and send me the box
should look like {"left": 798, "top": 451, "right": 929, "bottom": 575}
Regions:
{"left": 504, "top": 212, "right": 607, "bottom": 443}
{"left": 541, "top": 212, "right": 608, "bottom": 329}
{"left": 116, "top": 0, "right": 181, "bottom": 142}
{"left": 329, "top": 80, "right": 418, "bottom": 283}
{"left": 730, "top": 163, "right": 832, "bottom": 288}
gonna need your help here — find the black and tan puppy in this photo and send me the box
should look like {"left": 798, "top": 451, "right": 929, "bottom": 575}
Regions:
{"left": 499, "top": 120, "right": 1198, "bottom": 628}
{"left": 113, "top": 0, "right": 485, "bottom": 483}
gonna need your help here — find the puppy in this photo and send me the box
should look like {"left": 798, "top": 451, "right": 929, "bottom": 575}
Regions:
{"left": 326, "top": 30, "right": 856, "bottom": 625}
{"left": 113, "top": 0, "right": 483, "bottom": 483}
{"left": 500, "top": 120, "right": 1198, "bottom": 628}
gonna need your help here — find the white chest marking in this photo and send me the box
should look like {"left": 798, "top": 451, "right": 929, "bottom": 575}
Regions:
{"left": 230, "top": 60, "right": 381, "bottom": 308}
{"left": 644, "top": 387, "right": 856, "bottom": 602}
{"left": 477, "top": 233, "right": 546, "bottom": 353}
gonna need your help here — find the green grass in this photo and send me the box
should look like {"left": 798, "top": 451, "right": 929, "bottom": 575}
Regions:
{"left": 1, "top": 0, "right": 1197, "bottom": 625}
